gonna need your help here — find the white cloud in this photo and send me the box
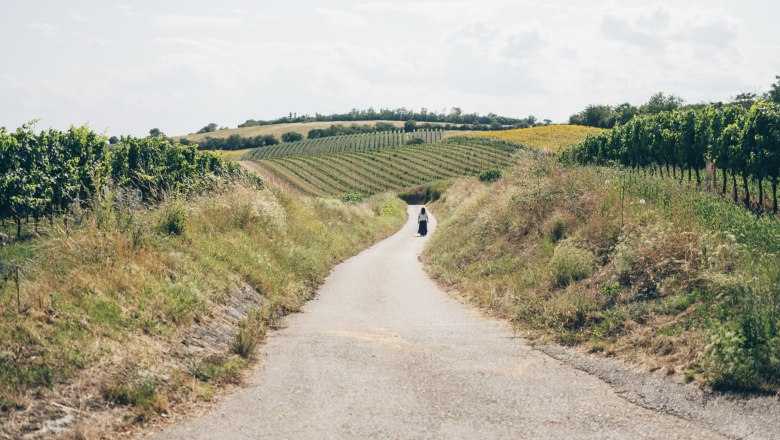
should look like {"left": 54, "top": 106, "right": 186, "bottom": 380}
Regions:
{"left": 67, "top": 12, "right": 86, "bottom": 22}
{"left": 315, "top": 8, "right": 366, "bottom": 29}
{"left": 117, "top": 5, "right": 136, "bottom": 17}
{"left": 30, "top": 21, "right": 58, "bottom": 37}
{"left": 87, "top": 36, "right": 112, "bottom": 48}
{"left": 151, "top": 15, "right": 243, "bottom": 29}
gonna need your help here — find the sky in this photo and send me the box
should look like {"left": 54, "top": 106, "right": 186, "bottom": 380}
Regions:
{"left": 1, "top": 0, "right": 779, "bottom": 137}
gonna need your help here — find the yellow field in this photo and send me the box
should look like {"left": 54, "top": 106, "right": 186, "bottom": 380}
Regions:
{"left": 466, "top": 125, "right": 606, "bottom": 152}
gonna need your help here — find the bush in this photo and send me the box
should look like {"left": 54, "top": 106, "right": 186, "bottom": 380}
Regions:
{"left": 546, "top": 215, "right": 566, "bottom": 243}
{"left": 281, "top": 131, "right": 303, "bottom": 143}
{"left": 703, "top": 288, "right": 780, "bottom": 390}
{"left": 338, "top": 193, "right": 366, "bottom": 203}
{"left": 406, "top": 137, "right": 425, "bottom": 145}
{"left": 549, "top": 240, "right": 596, "bottom": 287}
{"left": 157, "top": 202, "right": 187, "bottom": 236}
{"left": 478, "top": 168, "right": 502, "bottom": 182}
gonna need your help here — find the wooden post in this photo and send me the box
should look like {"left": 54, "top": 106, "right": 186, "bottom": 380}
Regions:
{"left": 705, "top": 160, "right": 715, "bottom": 193}
{"left": 15, "top": 265, "right": 20, "bottom": 313}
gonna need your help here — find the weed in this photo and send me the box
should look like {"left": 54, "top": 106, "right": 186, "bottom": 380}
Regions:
{"left": 192, "top": 355, "right": 245, "bottom": 385}
{"left": 157, "top": 201, "right": 187, "bottom": 236}
{"left": 549, "top": 240, "right": 596, "bottom": 288}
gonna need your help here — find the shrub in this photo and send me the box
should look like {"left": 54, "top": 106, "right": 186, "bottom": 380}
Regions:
{"left": 546, "top": 215, "right": 566, "bottom": 243}
{"left": 157, "top": 202, "right": 187, "bottom": 236}
{"left": 478, "top": 168, "right": 502, "bottom": 182}
{"left": 702, "top": 288, "right": 780, "bottom": 390}
{"left": 406, "top": 137, "right": 425, "bottom": 145}
{"left": 232, "top": 311, "right": 267, "bottom": 359}
{"left": 549, "top": 240, "right": 596, "bottom": 287}
{"left": 338, "top": 193, "right": 366, "bottom": 203}
{"left": 280, "top": 131, "right": 303, "bottom": 143}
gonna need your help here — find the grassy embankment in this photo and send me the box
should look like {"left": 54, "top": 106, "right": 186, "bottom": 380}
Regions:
{"left": 0, "top": 182, "right": 405, "bottom": 435}
{"left": 424, "top": 153, "right": 779, "bottom": 392}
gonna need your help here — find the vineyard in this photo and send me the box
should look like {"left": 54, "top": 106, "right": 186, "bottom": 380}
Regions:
{"left": 467, "top": 125, "right": 606, "bottom": 152}
{"left": 567, "top": 101, "right": 780, "bottom": 212}
{"left": 243, "top": 129, "right": 445, "bottom": 160}
{"left": 250, "top": 138, "right": 520, "bottom": 196}
{"left": 0, "top": 124, "right": 242, "bottom": 239}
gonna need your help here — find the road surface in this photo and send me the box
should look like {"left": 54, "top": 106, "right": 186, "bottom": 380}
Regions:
{"left": 150, "top": 206, "right": 729, "bottom": 439}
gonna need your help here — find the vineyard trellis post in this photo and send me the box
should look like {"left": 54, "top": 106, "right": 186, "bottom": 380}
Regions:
{"left": 705, "top": 160, "right": 715, "bottom": 192}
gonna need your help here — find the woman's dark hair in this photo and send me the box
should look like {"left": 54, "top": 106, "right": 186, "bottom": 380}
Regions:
{"left": 421, "top": 207, "right": 426, "bottom": 214}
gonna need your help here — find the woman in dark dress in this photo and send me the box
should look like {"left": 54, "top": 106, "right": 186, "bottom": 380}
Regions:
{"left": 417, "top": 207, "right": 428, "bottom": 236}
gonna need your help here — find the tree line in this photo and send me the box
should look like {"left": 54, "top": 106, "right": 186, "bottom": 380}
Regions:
{"left": 0, "top": 124, "right": 242, "bottom": 239}
{"left": 180, "top": 134, "right": 279, "bottom": 151}
{"left": 569, "top": 76, "right": 780, "bottom": 129}
{"left": 566, "top": 100, "right": 780, "bottom": 212}
{"left": 236, "top": 108, "right": 545, "bottom": 129}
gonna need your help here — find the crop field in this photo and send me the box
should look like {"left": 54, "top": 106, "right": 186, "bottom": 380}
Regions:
{"left": 249, "top": 138, "right": 520, "bottom": 196}
{"left": 243, "top": 129, "right": 445, "bottom": 160}
{"left": 467, "top": 124, "right": 606, "bottom": 152}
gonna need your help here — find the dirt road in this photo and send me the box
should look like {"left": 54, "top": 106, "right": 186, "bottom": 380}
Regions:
{"left": 149, "top": 206, "right": 746, "bottom": 439}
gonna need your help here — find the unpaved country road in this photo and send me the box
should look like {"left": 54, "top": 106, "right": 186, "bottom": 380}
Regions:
{"left": 150, "top": 206, "right": 731, "bottom": 439}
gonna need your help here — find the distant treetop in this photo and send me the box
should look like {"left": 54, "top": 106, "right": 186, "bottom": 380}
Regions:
{"left": 236, "top": 107, "right": 541, "bottom": 129}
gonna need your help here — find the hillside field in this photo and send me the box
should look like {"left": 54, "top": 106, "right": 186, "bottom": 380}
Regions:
{"left": 246, "top": 138, "right": 519, "bottom": 197}
{"left": 467, "top": 124, "right": 607, "bottom": 152}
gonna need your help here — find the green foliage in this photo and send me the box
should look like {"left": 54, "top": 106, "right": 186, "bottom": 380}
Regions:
{"left": 767, "top": 75, "right": 780, "bottom": 104}
{"left": 307, "top": 122, "right": 397, "bottom": 139}
{"left": 188, "top": 133, "right": 278, "bottom": 151}
{"left": 192, "top": 356, "right": 245, "bottom": 384}
{"left": 157, "top": 202, "right": 187, "bottom": 236}
{"left": 280, "top": 131, "right": 304, "bottom": 143}
{"left": 568, "top": 92, "right": 682, "bottom": 128}
{"left": 703, "top": 288, "right": 780, "bottom": 390}
{"left": 197, "top": 123, "right": 219, "bottom": 134}
{"left": 397, "top": 180, "right": 453, "bottom": 204}
{"left": 102, "top": 377, "right": 167, "bottom": 417}
{"left": 256, "top": 138, "right": 516, "bottom": 197}
{"left": 568, "top": 100, "right": 780, "bottom": 212}
{"left": 0, "top": 124, "right": 245, "bottom": 239}
{"left": 238, "top": 108, "right": 539, "bottom": 129}
{"left": 549, "top": 241, "right": 596, "bottom": 287}
{"left": 478, "top": 168, "right": 502, "bottom": 182}
{"left": 406, "top": 137, "right": 425, "bottom": 145}
{"left": 338, "top": 193, "right": 366, "bottom": 203}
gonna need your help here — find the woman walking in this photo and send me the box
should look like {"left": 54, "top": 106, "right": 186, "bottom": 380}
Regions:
{"left": 417, "top": 207, "right": 429, "bottom": 237}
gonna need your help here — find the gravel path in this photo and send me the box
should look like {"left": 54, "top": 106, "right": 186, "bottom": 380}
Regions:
{"left": 148, "top": 206, "right": 758, "bottom": 439}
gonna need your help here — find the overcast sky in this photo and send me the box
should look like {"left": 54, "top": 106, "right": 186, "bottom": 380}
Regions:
{"left": 1, "top": 0, "right": 779, "bottom": 137}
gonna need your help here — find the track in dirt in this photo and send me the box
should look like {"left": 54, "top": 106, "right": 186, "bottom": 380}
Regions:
{"left": 149, "top": 206, "right": 731, "bottom": 439}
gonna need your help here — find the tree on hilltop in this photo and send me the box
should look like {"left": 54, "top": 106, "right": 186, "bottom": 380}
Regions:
{"left": 197, "top": 123, "right": 219, "bottom": 134}
{"left": 767, "top": 75, "right": 780, "bottom": 104}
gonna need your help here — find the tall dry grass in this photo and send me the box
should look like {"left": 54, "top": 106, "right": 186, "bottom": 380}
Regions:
{"left": 0, "top": 182, "right": 405, "bottom": 428}
{"left": 424, "top": 154, "right": 780, "bottom": 392}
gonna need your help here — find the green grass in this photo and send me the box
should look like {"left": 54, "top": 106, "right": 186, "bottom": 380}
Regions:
{"left": 250, "top": 138, "right": 520, "bottom": 196}
{"left": 0, "top": 183, "right": 406, "bottom": 428}
{"left": 424, "top": 155, "right": 780, "bottom": 392}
